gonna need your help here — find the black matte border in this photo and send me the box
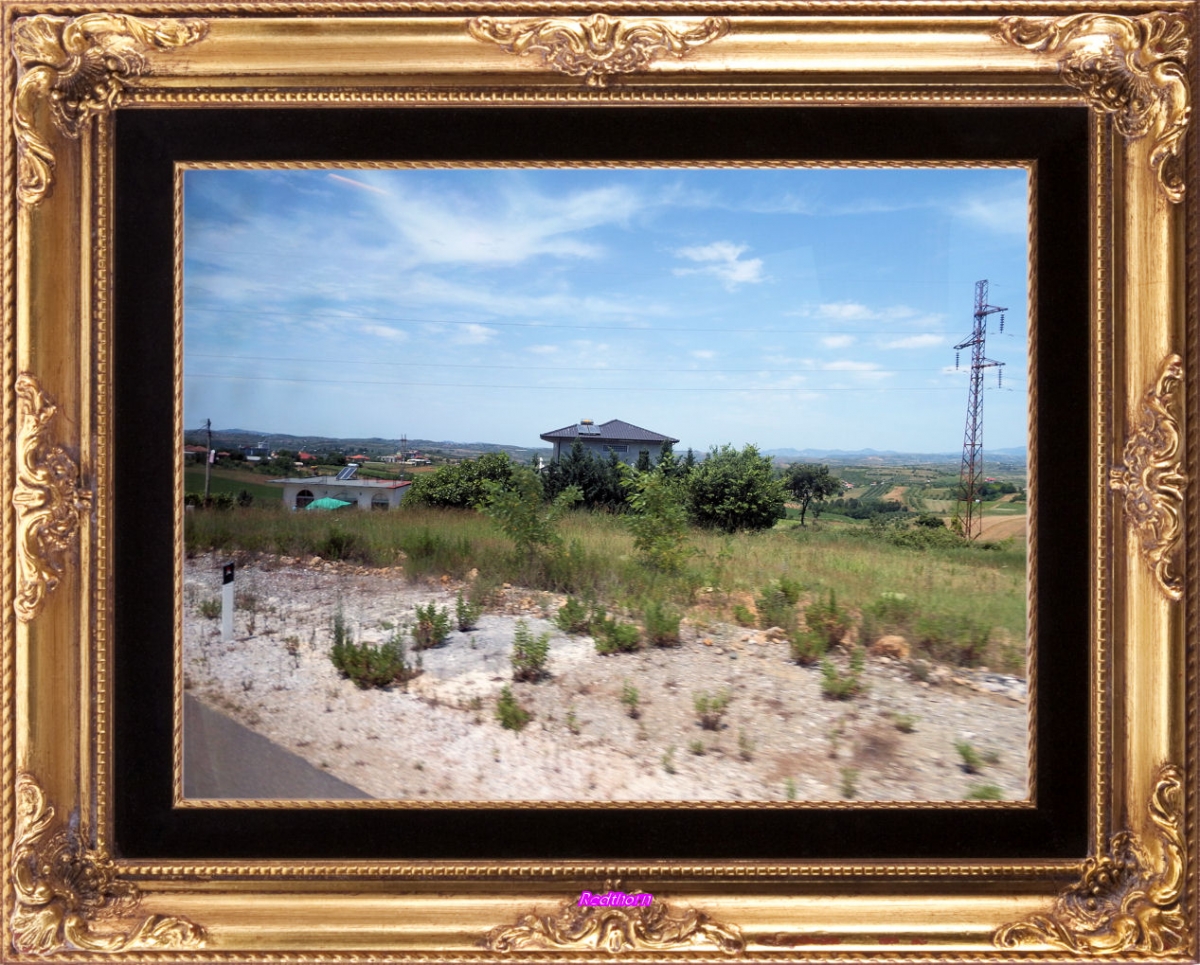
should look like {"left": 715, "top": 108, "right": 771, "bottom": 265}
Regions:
{"left": 114, "top": 106, "right": 1089, "bottom": 862}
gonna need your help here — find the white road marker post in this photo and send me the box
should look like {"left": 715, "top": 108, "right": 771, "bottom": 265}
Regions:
{"left": 221, "top": 561, "right": 235, "bottom": 642}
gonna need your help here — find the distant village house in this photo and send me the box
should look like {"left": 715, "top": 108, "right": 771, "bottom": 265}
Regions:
{"left": 540, "top": 419, "right": 679, "bottom": 465}
{"left": 270, "top": 464, "right": 411, "bottom": 511}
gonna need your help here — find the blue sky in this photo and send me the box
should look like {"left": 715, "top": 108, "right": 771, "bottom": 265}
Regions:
{"left": 183, "top": 166, "right": 1028, "bottom": 454}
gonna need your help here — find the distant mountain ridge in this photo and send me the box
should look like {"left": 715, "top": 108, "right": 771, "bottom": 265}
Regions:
{"left": 765, "top": 446, "right": 1026, "bottom": 466}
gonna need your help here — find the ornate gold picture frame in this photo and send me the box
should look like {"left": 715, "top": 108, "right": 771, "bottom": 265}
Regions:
{"left": 1, "top": 2, "right": 1196, "bottom": 959}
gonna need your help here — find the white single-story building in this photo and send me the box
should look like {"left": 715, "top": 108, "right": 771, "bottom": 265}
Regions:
{"left": 540, "top": 419, "right": 679, "bottom": 465}
{"left": 270, "top": 475, "right": 412, "bottom": 511}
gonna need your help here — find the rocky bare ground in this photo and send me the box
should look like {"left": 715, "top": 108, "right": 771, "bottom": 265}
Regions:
{"left": 183, "top": 551, "right": 1029, "bottom": 803}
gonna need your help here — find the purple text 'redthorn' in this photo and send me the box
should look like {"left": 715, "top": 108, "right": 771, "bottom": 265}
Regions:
{"left": 578, "top": 890, "right": 653, "bottom": 907}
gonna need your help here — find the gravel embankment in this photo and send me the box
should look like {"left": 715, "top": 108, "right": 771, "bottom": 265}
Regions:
{"left": 183, "top": 552, "right": 1029, "bottom": 802}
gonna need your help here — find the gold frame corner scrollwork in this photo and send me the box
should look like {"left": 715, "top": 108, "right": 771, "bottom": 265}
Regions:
{"left": 994, "top": 763, "right": 1188, "bottom": 954}
{"left": 12, "top": 12, "right": 207, "bottom": 208}
{"left": 1110, "top": 354, "right": 1187, "bottom": 601}
{"left": 11, "top": 774, "right": 206, "bottom": 954}
{"left": 996, "top": 12, "right": 1191, "bottom": 202}
{"left": 13, "top": 372, "right": 91, "bottom": 623}
{"left": 467, "top": 13, "right": 730, "bottom": 88}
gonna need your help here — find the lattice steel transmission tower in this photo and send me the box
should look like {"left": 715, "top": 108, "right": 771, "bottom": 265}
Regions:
{"left": 953, "top": 280, "right": 1006, "bottom": 541}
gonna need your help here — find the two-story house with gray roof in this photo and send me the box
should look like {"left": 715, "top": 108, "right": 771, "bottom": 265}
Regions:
{"left": 540, "top": 419, "right": 679, "bottom": 465}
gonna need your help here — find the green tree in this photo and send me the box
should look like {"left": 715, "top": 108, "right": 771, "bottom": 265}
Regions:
{"left": 635, "top": 449, "right": 652, "bottom": 472}
{"left": 480, "top": 466, "right": 581, "bottom": 564}
{"left": 685, "top": 444, "right": 787, "bottom": 533}
{"left": 406, "top": 452, "right": 514, "bottom": 508}
{"left": 544, "top": 440, "right": 626, "bottom": 511}
{"left": 783, "top": 463, "right": 841, "bottom": 526}
{"left": 624, "top": 466, "right": 692, "bottom": 573}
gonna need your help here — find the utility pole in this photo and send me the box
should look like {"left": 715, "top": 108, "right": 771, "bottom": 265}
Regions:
{"left": 204, "top": 418, "right": 213, "bottom": 503}
{"left": 953, "top": 280, "right": 1006, "bottom": 541}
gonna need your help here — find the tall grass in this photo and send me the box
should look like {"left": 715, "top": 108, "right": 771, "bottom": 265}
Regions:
{"left": 185, "top": 503, "right": 1026, "bottom": 670}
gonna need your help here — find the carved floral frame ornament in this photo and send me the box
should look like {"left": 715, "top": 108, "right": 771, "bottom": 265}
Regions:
{"left": 1, "top": 2, "right": 1195, "bottom": 961}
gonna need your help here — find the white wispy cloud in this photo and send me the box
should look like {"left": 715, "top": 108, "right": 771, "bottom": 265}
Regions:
{"left": 822, "top": 360, "right": 880, "bottom": 372}
{"left": 820, "top": 334, "right": 856, "bottom": 349}
{"left": 949, "top": 189, "right": 1028, "bottom": 236}
{"left": 691, "top": 349, "right": 717, "bottom": 360}
{"left": 359, "top": 323, "right": 408, "bottom": 341}
{"left": 454, "top": 323, "right": 497, "bottom": 345}
{"left": 884, "top": 333, "right": 945, "bottom": 349}
{"left": 672, "top": 241, "right": 765, "bottom": 290}
{"left": 528, "top": 344, "right": 559, "bottom": 355}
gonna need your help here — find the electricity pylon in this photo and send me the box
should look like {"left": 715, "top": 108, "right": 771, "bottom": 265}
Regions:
{"left": 953, "top": 280, "right": 1006, "bottom": 541}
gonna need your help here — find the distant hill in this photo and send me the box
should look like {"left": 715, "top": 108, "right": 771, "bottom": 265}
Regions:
{"left": 765, "top": 446, "right": 1026, "bottom": 467}
{"left": 184, "top": 428, "right": 551, "bottom": 462}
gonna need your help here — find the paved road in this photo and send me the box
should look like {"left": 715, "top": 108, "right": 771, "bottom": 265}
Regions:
{"left": 184, "top": 694, "right": 371, "bottom": 800}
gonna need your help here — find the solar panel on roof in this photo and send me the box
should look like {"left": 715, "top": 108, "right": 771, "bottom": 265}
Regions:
{"left": 336, "top": 465, "right": 359, "bottom": 480}
{"left": 578, "top": 423, "right": 599, "bottom": 435}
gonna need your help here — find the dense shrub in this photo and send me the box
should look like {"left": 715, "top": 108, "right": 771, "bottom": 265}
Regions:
{"left": 686, "top": 444, "right": 787, "bottom": 533}
{"left": 789, "top": 628, "right": 827, "bottom": 665}
{"left": 330, "top": 616, "right": 418, "bottom": 689}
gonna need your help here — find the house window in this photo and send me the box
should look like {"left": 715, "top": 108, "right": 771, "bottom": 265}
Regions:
{"left": 606, "top": 444, "right": 628, "bottom": 454}
{"left": 295, "top": 489, "right": 314, "bottom": 509}
{"left": 371, "top": 493, "right": 389, "bottom": 511}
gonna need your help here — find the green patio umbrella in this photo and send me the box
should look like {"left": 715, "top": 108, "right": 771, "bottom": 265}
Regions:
{"left": 305, "top": 496, "right": 353, "bottom": 511}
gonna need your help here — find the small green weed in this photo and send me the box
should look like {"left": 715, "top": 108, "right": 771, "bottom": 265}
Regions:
{"left": 956, "top": 740, "right": 984, "bottom": 773}
{"left": 839, "top": 766, "right": 860, "bottom": 799}
{"left": 198, "top": 598, "right": 221, "bottom": 620}
{"left": 555, "top": 596, "right": 591, "bottom": 635}
{"left": 455, "top": 590, "right": 484, "bottom": 632}
{"left": 511, "top": 619, "right": 551, "bottom": 682}
{"left": 789, "top": 628, "right": 827, "bottom": 666}
{"left": 621, "top": 681, "right": 641, "bottom": 718}
{"left": 737, "top": 729, "right": 756, "bottom": 761}
{"left": 965, "top": 783, "right": 1004, "bottom": 801}
{"left": 661, "top": 746, "right": 677, "bottom": 774}
{"left": 496, "top": 685, "right": 531, "bottom": 730}
{"left": 693, "top": 689, "right": 732, "bottom": 730}
{"left": 594, "top": 619, "right": 642, "bottom": 655}
{"left": 642, "top": 600, "right": 682, "bottom": 647}
{"left": 805, "top": 590, "right": 852, "bottom": 648}
{"left": 891, "top": 713, "right": 919, "bottom": 733}
{"left": 688, "top": 739, "right": 706, "bottom": 756}
{"left": 755, "top": 583, "right": 797, "bottom": 631}
{"left": 565, "top": 707, "right": 581, "bottom": 735}
{"left": 820, "top": 647, "right": 867, "bottom": 700}
{"left": 784, "top": 777, "right": 797, "bottom": 801}
{"left": 732, "top": 603, "right": 756, "bottom": 627}
{"left": 413, "top": 602, "right": 451, "bottom": 649}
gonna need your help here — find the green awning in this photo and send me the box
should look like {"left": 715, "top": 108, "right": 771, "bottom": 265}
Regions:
{"left": 306, "top": 497, "right": 353, "bottom": 511}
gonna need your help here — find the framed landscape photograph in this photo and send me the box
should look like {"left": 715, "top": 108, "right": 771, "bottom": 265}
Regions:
{"left": 2, "top": 1, "right": 1196, "bottom": 960}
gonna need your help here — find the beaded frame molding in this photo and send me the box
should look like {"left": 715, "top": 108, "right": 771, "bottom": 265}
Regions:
{"left": 1, "top": 2, "right": 1196, "bottom": 960}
